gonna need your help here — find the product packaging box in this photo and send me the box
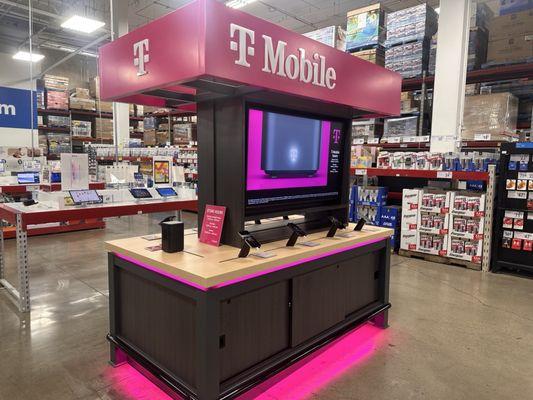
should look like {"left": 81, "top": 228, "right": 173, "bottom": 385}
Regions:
{"left": 400, "top": 231, "right": 418, "bottom": 251}
{"left": 143, "top": 130, "right": 156, "bottom": 146}
{"left": 352, "top": 118, "right": 383, "bottom": 140}
{"left": 450, "top": 192, "right": 486, "bottom": 217}
{"left": 355, "top": 186, "right": 388, "bottom": 207}
{"left": 70, "top": 97, "right": 96, "bottom": 111}
{"left": 418, "top": 232, "right": 449, "bottom": 256}
{"left": 448, "top": 238, "right": 483, "bottom": 263}
{"left": 450, "top": 214, "right": 485, "bottom": 240}
{"left": 44, "top": 74, "right": 69, "bottom": 91}
{"left": 419, "top": 212, "right": 450, "bottom": 236}
{"left": 156, "top": 131, "right": 169, "bottom": 146}
{"left": 380, "top": 206, "right": 401, "bottom": 225}
{"left": 96, "top": 101, "right": 113, "bottom": 114}
{"left": 346, "top": 4, "right": 386, "bottom": 52}
{"left": 46, "top": 90, "right": 69, "bottom": 110}
{"left": 499, "top": 0, "right": 533, "bottom": 16}
{"left": 385, "top": 3, "right": 438, "bottom": 47}
{"left": 383, "top": 116, "right": 419, "bottom": 137}
{"left": 89, "top": 76, "right": 101, "bottom": 98}
{"left": 354, "top": 205, "right": 382, "bottom": 225}
{"left": 71, "top": 120, "right": 92, "bottom": 137}
{"left": 70, "top": 88, "right": 91, "bottom": 99}
{"left": 487, "top": 34, "right": 533, "bottom": 64}
{"left": 350, "top": 47, "right": 385, "bottom": 66}
{"left": 173, "top": 123, "right": 197, "bottom": 143}
{"left": 48, "top": 115, "right": 70, "bottom": 128}
{"left": 303, "top": 25, "right": 346, "bottom": 51}
{"left": 462, "top": 93, "right": 519, "bottom": 140}
{"left": 471, "top": 1, "right": 494, "bottom": 28}
{"left": 488, "top": 9, "right": 533, "bottom": 42}
{"left": 95, "top": 118, "right": 114, "bottom": 139}
{"left": 385, "top": 39, "right": 430, "bottom": 78}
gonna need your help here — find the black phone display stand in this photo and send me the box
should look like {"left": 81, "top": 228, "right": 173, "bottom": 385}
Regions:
{"left": 286, "top": 223, "right": 307, "bottom": 246}
{"left": 238, "top": 242, "right": 251, "bottom": 258}
{"left": 327, "top": 217, "right": 346, "bottom": 238}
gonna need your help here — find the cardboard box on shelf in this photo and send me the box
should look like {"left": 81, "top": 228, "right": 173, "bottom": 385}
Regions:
{"left": 95, "top": 117, "right": 114, "bottom": 139}
{"left": 385, "top": 3, "right": 438, "bottom": 47}
{"left": 70, "top": 88, "right": 91, "bottom": 99}
{"left": 383, "top": 116, "right": 419, "bottom": 137}
{"left": 487, "top": 34, "right": 533, "bottom": 64}
{"left": 96, "top": 100, "right": 113, "bottom": 114}
{"left": 71, "top": 120, "right": 92, "bottom": 137}
{"left": 346, "top": 4, "right": 386, "bottom": 52}
{"left": 471, "top": 1, "right": 494, "bottom": 28}
{"left": 499, "top": 0, "right": 533, "bottom": 16}
{"left": 89, "top": 77, "right": 100, "bottom": 98}
{"left": 488, "top": 9, "right": 533, "bottom": 41}
{"left": 385, "top": 39, "right": 431, "bottom": 78}
{"left": 70, "top": 97, "right": 96, "bottom": 111}
{"left": 43, "top": 74, "right": 69, "bottom": 91}
{"left": 303, "top": 25, "right": 346, "bottom": 51}
{"left": 350, "top": 47, "right": 385, "bottom": 66}
{"left": 46, "top": 90, "right": 69, "bottom": 110}
{"left": 156, "top": 131, "right": 169, "bottom": 146}
{"left": 143, "top": 130, "right": 156, "bottom": 146}
{"left": 463, "top": 93, "right": 519, "bottom": 140}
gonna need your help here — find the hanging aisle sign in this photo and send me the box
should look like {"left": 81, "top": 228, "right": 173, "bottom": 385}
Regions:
{"left": 0, "top": 86, "right": 38, "bottom": 130}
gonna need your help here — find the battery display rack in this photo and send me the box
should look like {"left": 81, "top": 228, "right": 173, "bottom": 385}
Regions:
{"left": 493, "top": 142, "right": 533, "bottom": 274}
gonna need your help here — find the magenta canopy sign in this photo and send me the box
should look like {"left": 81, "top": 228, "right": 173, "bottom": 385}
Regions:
{"left": 98, "top": 0, "right": 401, "bottom": 116}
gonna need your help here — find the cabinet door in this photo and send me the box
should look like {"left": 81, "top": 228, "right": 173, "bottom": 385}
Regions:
{"left": 220, "top": 281, "right": 290, "bottom": 382}
{"left": 340, "top": 251, "right": 380, "bottom": 316}
{"left": 291, "top": 264, "right": 345, "bottom": 347}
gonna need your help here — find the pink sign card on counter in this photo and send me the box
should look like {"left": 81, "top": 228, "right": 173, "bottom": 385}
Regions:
{"left": 199, "top": 205, "right": 227, "bottom": 246}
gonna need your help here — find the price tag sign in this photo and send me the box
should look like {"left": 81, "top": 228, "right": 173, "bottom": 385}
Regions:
{"left": 355, "top": 168, "right": 367, "bottom": 176}
{"left": 437, "top": 171, "right": 452, "bottom": 179}
{"left": 388, "top": 137, "right": 401, "bottom": 143}
{"left": 474, "top": 133, "right": 491, "bottom": 141}
{"left": 368, "top": 138, "right": 380, "bottom": 144}
{"left": 353, "top": 138, "right": 365, "bottom": 145}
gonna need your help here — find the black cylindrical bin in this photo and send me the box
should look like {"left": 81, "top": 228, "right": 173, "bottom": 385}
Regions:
{"left": 161, "top": 220, "right": 184, "bottom": 253}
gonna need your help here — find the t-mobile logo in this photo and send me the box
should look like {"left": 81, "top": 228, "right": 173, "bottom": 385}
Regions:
{"left": 133, "top": 39, "right": 150, "bottom": 76}
{"left": 333, "top": 129, "right": 341, "bottom": 144}
{"left": 230, "top": 23, "right": 255, "bottom": 67}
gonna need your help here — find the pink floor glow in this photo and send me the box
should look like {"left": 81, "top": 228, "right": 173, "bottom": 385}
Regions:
{"left": 109, "top": 323, "right": 386, "bottom": 400}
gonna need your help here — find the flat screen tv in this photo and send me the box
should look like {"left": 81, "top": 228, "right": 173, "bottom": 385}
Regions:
{"left": 245, "top": 106, "right": 347, "bottom": 217}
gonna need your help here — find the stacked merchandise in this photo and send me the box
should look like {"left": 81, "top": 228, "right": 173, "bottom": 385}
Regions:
{"left": 36, "top": 90, "right": 45, "bottom": 109}
{"left": 303, "top": 26, "right": 346, "bottom": 51}
{"left": 89, "top": 76, "right": 114, "bottom": 113}
{"left": 69, "top": 88, "right": 96, "bottom": 111}
{"left": 47, "top": 116, "right": 70, "bottom": 128}
{"left": 379, "top": 206, "right": 401, "bottom": 250}
{"left": 173, "top": 123, "right": 197, "bottom": 144}
{"left": 376, "top": 151, "right": 498, "bottom": 172}
{"left": 47, "top": 133, "right": 71, "bottom": 156}
{"left": 95, "top": 118, "right": 113, "bottom": 140}
{"left": 400, "top": 188, "right": 486, "bottom": 266}
{"left": 487, "top": 8, "right": 533, "bottom": 65}
{"left": 383, "top": 116, "right": 419, "bottom": 139}
{"left": 346, "top": 4, "right": 386, "bottom": 66}
{"left": 462, "top": 92, "right": 519, "bottom": 140}
{"left": 384, "top": 4, "right": 438, "bottom": 78}
{"left": 157, "top": 122, "right": 170, "bottom": 145}
{"left": 352, "top": 119, "right": 383, "bottom": 142}
{"left": 400, "top": 189, "right": 420, "bottom": 251}
{"left": 143, "top": 116, "right": 157, "bottom": 146}
{"left": 400, "top": 91, "right": 418, "bottom": 113}
{"left": 499, "top": 0, "right": 533, "bottom": 15}
{"left": 417, "top": 190, "right": 452, "bottom": 257}
{"left": 351, "top": 145, "right": 374, "bottom": 169}
{"left": 72, "top": 121, "right": 92, "bottom": 137}
{"left": 44, "top": 75, "right": 69, "bottom": 110}
{"left": 350, "top": 186, "right": 388, "bottom": 226}
{"left": 448, "top": 192, "right": 486, "bottom": 264}
{"left": 429, "top": 28, "right": 489, "bottom": 74}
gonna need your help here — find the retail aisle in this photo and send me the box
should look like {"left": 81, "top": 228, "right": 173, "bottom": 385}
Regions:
{"left": 0, "top": 214, "right": 532, "bottom": 400}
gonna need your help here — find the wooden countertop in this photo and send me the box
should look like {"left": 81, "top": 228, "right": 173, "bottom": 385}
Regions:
{"left": 105, "top": 224, "right": 393, "bottom": 289}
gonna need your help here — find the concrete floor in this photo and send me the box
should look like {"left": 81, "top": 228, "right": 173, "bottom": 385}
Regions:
{"left": 1, "top": 213, "right": 532, "bottom": 400}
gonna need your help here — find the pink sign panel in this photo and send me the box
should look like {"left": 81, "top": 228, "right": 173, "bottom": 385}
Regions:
{"left": 199, "top": 205, "right": 227, "bottom": 246}
{"left": 98, "top": 0, "right": 401, "bottom": 116}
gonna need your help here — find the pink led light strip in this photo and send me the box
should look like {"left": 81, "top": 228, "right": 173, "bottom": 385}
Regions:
{"left": 116, "top": 236, "right": 386, "bottom": 291}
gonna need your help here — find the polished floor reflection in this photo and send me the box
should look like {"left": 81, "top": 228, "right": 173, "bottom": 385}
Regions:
{"left": 1, "top": 213, "right": 532, "bottom": 400}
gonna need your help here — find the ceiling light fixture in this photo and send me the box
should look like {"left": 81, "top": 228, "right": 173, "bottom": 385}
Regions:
{"left": 226, "top": 0, "right": 257, "bottom": 9}
{"left": 61, "top": 15, "right": 105, "bottom": 33}
{"left": 12, "top": 51, "right": 45, "bottom": 62}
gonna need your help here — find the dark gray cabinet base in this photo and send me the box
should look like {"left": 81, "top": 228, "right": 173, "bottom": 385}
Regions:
{"left": 107, "top": 238, "right": 391, "bottom": 400}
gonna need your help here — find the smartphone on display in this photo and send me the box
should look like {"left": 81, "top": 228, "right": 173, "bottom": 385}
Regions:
{"left": 287, "top": 223, "right": 306, "bottom": 237}
{"left": 354, "top": 218, "right": 366, "bottom": 231}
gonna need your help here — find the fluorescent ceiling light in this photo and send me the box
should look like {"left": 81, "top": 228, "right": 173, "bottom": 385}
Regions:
{"left": 12, "top": 51, "right": 44, "bottom": 62}
{"left": 61, "top": 15, "right": 105, "bottom": 33}
{"left": 226, "top": 0, "right": 257, "bottom": 9}
{"left": 435, "top": 7, "right": 440, "bottom": 14}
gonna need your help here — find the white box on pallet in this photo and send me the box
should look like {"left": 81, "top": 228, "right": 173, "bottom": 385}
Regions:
{"left": 419, "top": 191, "right": 452, "bottom": 214}
{"left": 400, "top": 231, "right": 418, "bottom": 251}
{"left": 418, "top": 212, "right": 450, "bottom": 235}
{"left": 402, "top": 189, "right": 421, "bottom": 211}
{"left": 450, "top": 192, "right": 486, "bottom": 218}
{"left": 417, "top": 232, "right": 449, "bottom": 256}
{"left": 448, "top": 237, "right": 482, "bottom": 264}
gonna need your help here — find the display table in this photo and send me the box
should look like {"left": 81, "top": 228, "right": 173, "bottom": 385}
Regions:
{"left": 0, "top": 198, "right": 198, "bottom": 312}
{"left": 0, "top": 181, "right": 105, "bottom": 195}
{"left": 106, "top": 225, "right": 392, "bottom": 400}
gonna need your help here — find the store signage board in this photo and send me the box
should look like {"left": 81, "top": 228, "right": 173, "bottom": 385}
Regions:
{"left": 98, "top": 0, "right": 401, "bottom": 116}
{"left": 0, "top": 86, "right": 37, "bottom": 129}
{"left": 199, "top": 205, "right": 227, "bottom": 246}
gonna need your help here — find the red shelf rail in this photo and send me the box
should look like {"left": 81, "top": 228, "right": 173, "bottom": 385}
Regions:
{"left": 351, "top": 168, "right": 489, "bottom": 181}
